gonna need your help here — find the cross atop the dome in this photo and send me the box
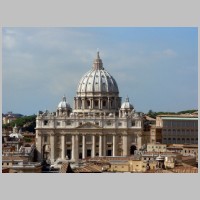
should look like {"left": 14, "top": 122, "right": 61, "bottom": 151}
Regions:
{"left": 62, "top": 95, "right": 66, "bottom": 102}
{"left": 93, "top": 50, "right": 103, "bottom": 70}
{"left": 97, "top": 48, "right": 100, "bottom": 59}
{"left": 125, "top": 96, "right": 129, "bottom": 102}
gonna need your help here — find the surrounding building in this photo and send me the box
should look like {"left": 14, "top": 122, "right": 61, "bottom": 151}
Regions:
{"left": 147, "top": 143, "right": 167, "bottom": 152}
{"left": 35, "top": 52, "right": 144, "bottom": 164}
{"left": 2, "top": 125, "right": 39, "bottom": 173}
{"left": 149, "top": 114, "right": 198, "bottom": 145}
{"left": 2, "top": 112, "right": 23, "bottom": 124}
{"left": 149, "top": 125, "right": 162, "bottom": 144}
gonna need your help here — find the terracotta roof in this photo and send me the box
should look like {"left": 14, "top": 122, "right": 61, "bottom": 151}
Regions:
{"left": 2, "top": 156, "right": 28, "bottom": 162}
{"left": 59, "top": 162, "right": 74, "bottom": 173}
{"left": 172, "top": 166, "right": 198, "bottom": 173}
{"left": 74, "top": 163, "right": 102, "bottom": 173}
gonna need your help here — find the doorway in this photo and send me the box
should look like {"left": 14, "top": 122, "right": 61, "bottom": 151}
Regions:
{"left": 67, "top": 149, "right": 71, "bottom": 159}
{"left": 130, "top": 145, "right": 137, "bottom": 155}
{"left": 87, "top": 149, "right": 91, "bottom": 157}
{"left": 107, "top": 150, "right": 112, "bottom": 156}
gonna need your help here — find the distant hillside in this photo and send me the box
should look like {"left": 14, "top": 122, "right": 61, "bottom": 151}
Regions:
{"left": 146, "top": 109, "right": 198, "bottom": 119}
{"left": 2, "top": 115, "right": 36, "bottom": 133}
{"left": 2, "top": 112, "right": 23, "bottom": 118}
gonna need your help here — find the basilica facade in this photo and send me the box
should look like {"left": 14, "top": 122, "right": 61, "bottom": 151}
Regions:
{"left": 35, "top": 52, "right": 144, "bottom": 163}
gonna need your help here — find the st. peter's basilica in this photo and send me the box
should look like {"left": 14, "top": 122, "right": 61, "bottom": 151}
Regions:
{"left": 35, "top": 52, "right": 143, "bottom": 163}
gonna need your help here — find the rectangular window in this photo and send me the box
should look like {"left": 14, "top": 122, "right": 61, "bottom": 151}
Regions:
{"left": 44, "top": 135, "right": 48, "bottom": 143}
{"left": 43, "top": 120, "right": 48, "bottom": 125}
{"left": 57, "top": 121, "right": 60, "bottom": 126}
{"left": 66, "top": 135, "right": 72, "bottom": 141}
{"left": 107, "top": 121, "right": 112, "bottom": 126}
{"left": 86, "top": 135, "right": 92, "bottom": 142}
{"left": 106, "top": 135, "right": 112, "bottom": 143}
{"left": 66, "top": 121, "right": 71, "bottom": 125}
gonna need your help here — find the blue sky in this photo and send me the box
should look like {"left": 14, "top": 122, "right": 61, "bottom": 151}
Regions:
{"left": 2, "top": 27, "right": 198, "bottom": 115}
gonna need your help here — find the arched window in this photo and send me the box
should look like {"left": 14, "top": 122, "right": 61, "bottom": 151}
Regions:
{"left": 130, "top": 145, "right": 137, "bottom": 155}
{"left": 94, "top": 100, "right": 98, "bottom": 107}
{"left": 87, "top": 100, "right": 90, "bottom": 107}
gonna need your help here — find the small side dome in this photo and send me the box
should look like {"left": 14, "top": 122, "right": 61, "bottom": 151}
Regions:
{"left": 70, "top": 113, "right": 75, "bottom": 117}
{"left": 109, "top": 113, "right": 113, "bottom": 117}
{"left": 58, "top": 95, "right": 71, "bottom": 110}
{"left": 121, "top": 97, "right": 134, "bottom": 110}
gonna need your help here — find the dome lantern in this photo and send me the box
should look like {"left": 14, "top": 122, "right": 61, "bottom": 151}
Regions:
{"left": 93, "top": 51, "right": 104, "bottom": 70}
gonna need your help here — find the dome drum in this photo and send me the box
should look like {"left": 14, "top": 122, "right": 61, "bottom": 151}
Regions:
{"left": 73, "top": 96, "right": 121, "bottom": 112}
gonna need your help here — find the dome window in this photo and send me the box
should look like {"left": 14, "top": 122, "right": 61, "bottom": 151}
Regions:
{"left": 94, "top": 100, "right": 98, "bottom": 107}
{"left": 107, "top": 120, "right": 112, "bottom": 125}
{"left": 87, "top": 100, "right": 90, "bottom": 107}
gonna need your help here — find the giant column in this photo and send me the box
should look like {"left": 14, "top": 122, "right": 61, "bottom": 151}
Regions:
{"left": 50, "top": 133, "right": 55, "bottom": 163}
{"left": 82, "top": 134, "right": 86, "bottom": 159}
{"left": 92, "top": 135, "right": 96, "bottom": 157}
{"left": 103, "top": 135, "right": 106, "bottom": 156}
{"left": 113, "top": 135, "right": 116, "bottom": 156}
{"left": 36, "top": 130, "right": 42, "bottom": 161}
{"left": 61, "top": 135, "right": 66, "bottom": 159}
{"left": 122, "top": 135, "right": 128, "bottom": 156}
{"left": 99, "top": 135, "right": 102, "bottom": 156}
{"left": 75, "top": 135, "right": 79, "bottom": 162}
{"left": 71, "top": 135, "right": 75, "bottom": 161}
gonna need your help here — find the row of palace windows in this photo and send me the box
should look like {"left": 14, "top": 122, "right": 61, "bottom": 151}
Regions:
{"left": 163, "top": 138, "right": 198, "bottom": 141}
{"left": 162, "top": 129, "right": 198, "bottom": 133}
{"left": 163, "top": 121, "right": 198, "bottom": 128}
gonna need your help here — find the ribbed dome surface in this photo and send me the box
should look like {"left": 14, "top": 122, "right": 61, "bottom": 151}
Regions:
{"left": 77, "top": 52, "right": 119, "bottom": 94}
{"left": 77, "top": 69, "right": 119, "bottom": 94}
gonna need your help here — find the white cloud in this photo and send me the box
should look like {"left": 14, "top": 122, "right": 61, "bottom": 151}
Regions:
{"left": 152, "top": 48, "right": 177, "bottom": 59}
{"left": 163, "top": 49, "right": 177, "bottom": 57}
{"left": 3, "top": 35, "right": 16, "bottom": 49}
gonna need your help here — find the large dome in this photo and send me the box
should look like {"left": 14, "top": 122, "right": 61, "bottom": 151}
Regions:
{"left": 77, "top": 52, "right": 119, "bottom": 95}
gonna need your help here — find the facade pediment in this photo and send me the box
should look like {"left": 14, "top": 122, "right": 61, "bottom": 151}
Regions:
{"left": 76, "top": 122, "right": 101, "bottom": 129}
